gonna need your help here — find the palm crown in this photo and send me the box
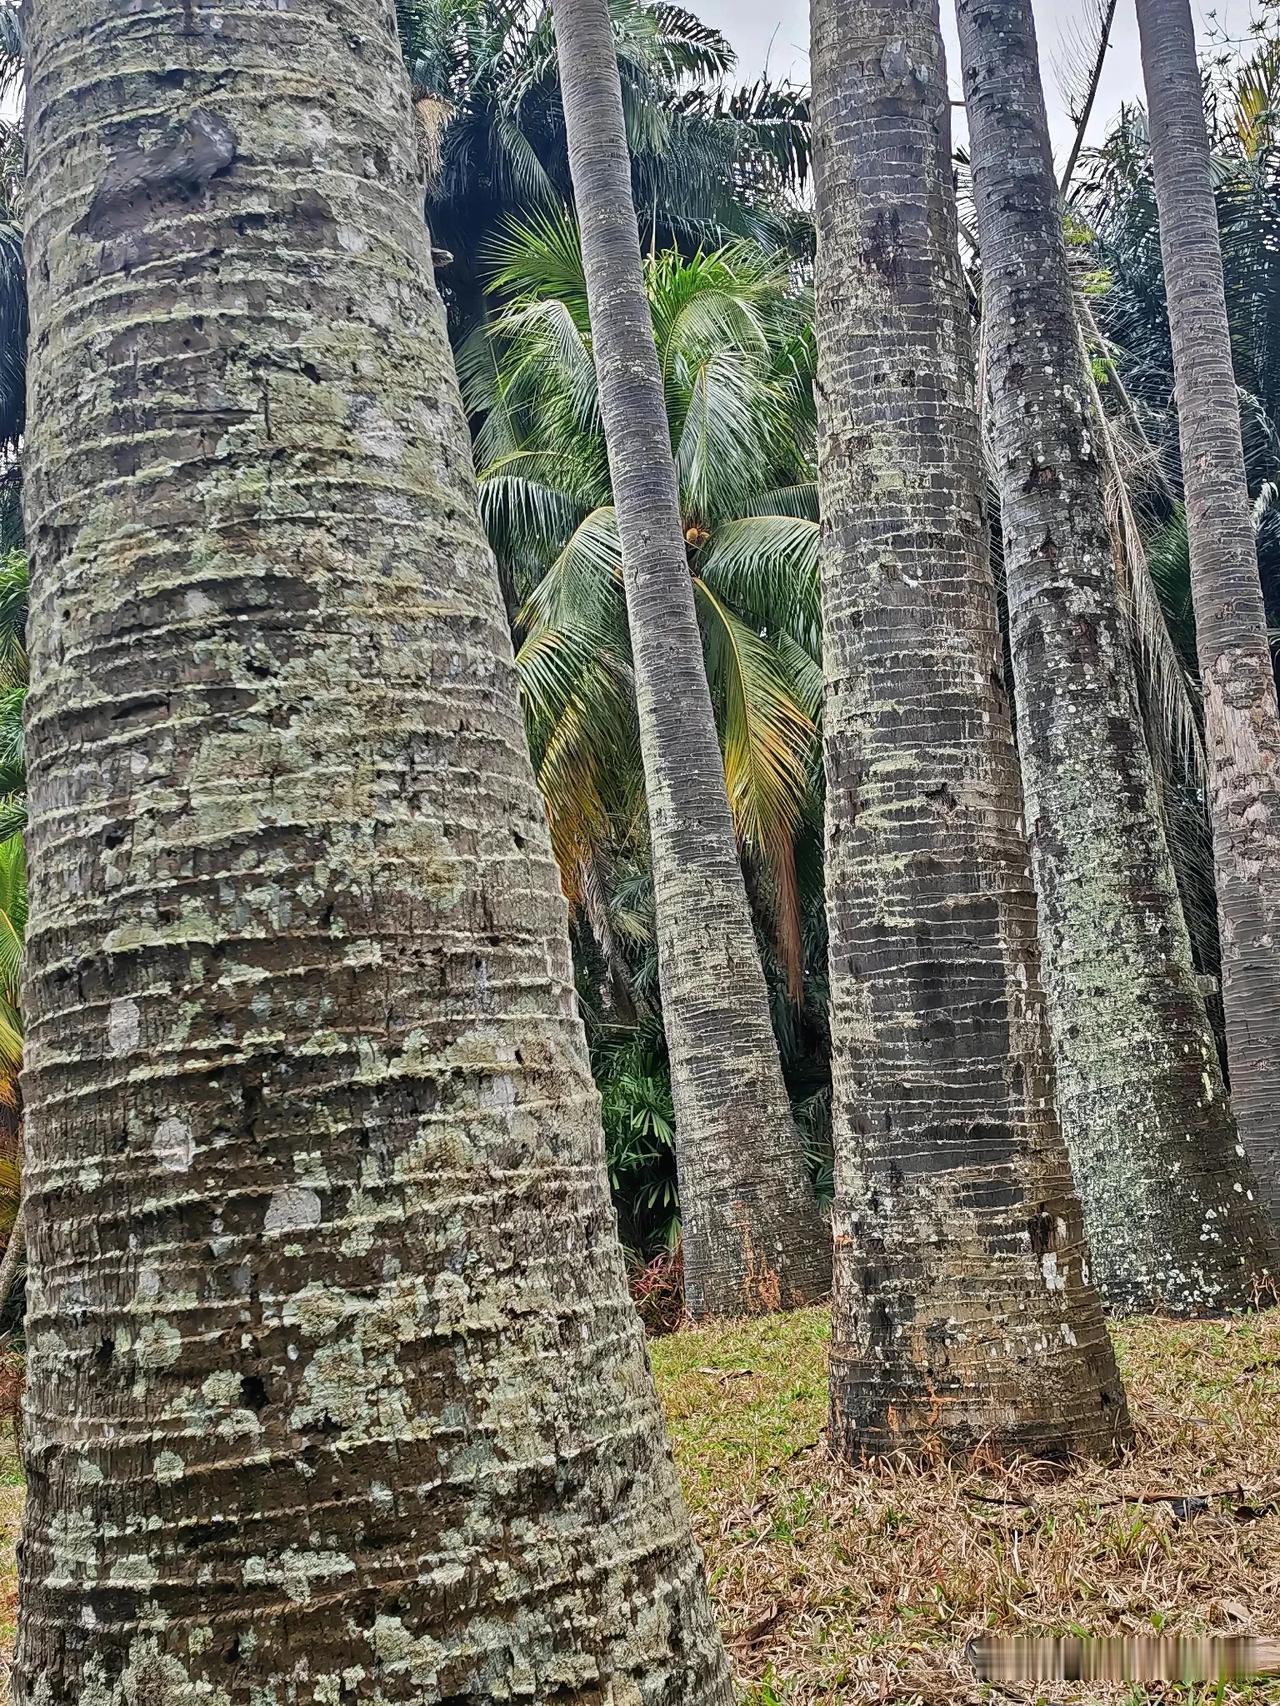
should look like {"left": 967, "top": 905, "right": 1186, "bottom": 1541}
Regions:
{"left": 460, "top": 212, "right": 823, "bottom": 1001}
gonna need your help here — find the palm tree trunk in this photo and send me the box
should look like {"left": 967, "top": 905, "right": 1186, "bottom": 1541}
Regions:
{"left": 14, "top": 4, "right": 732, "bottom": 1700}
{"left": 1136, "top": 0, "right": 1280, "bottom": 1233}
{"left": 550, "top": 0, "right": 830, "bottom": 1319}
{"left": 812, "top": 0, "right": 1130, "bottom": 1458}
{"left": 0, "top": 1205, "right": 22, "bottom": 1320}
{"left": 957, "top": 0, "right": 1276, "bottom": 1312}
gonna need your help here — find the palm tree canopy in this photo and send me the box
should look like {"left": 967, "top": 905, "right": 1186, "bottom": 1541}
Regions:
{"left": 1076, "top": 36, "right": 1280, "bottom": 658}
{"left": 461, "top": 214, "right": 822, "bottom": 996}
{"left": 398, "top": 0, "right": 811, "bottom": 328}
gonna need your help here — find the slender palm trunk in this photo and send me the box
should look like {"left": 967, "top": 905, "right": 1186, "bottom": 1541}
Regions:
{"left": 0, "top": 1201, "right": 21, "bottom": 1318}
{"left": 550, "top": 0, "right": 829, "bottom": 1319}
{"left": 1136, "top": 0, "right": 1280, "bottom": 1232}
{"left": 812, "top": 0, "right": 1130, "bottom": 1458}
{"left": 15, "top": 4, "right": 732, "bottom": 1699}
{"left": 957, "top": 0, "right": 1276, "bottom": 1312}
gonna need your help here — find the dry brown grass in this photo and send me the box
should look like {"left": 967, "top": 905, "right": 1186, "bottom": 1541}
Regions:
{"left": 652, "top": 1307, "right": 1280, "bottom": 1704}
{"left": 0, "top": 1431, "right": 19, "bottom": 1664}
{"left": 0, "top": 1311, "right": 1275, "bottom": 1703}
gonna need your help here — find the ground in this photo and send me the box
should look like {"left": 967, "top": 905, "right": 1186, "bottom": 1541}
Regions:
{"left": 652, "top": 1308, "right": 1280, "bottom": 1704}
{"left": 0, "top": 1310, "right": 1276, "bottom": 1703}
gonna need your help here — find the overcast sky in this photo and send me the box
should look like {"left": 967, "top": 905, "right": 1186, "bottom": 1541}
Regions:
{"left": 696, "top": 0, "right": 1269, "bottom": 161}
{"left": 0, "top": 0, "right": 1267, "bottom": 152}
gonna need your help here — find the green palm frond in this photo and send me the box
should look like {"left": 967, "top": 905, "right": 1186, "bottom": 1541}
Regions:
{"left": 695, "top": 512, "right": 821, "bottom": 651}
{"left": 0, "top": 549, "right": 26, "bottom": 691}
{"left": 0, "top": 221, "right": 25, "bottom": 454}
{"left": 473, "top": 224, "right": 821, "bottom": 987}
{"left": 488, "top": 206, "right": 590, "bottom": 314}
{"left": 518, "top": 504, "right": 624, "bottom": 631}
{"left": 672, "top": 344, "right": 775, "bottom": 525}
{"left": 694, "top": 578, "right": 816, "bottom": 994}
{"left": 0, "top": 832, "right": 22, "bottom": 1003}
{"left": 477, "top": 448, "right": 595, "bottom": 573}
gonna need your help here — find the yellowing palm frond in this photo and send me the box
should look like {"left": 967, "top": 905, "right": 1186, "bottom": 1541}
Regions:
{"left": 694, "top": 578, "right": 816, "bottom": 996}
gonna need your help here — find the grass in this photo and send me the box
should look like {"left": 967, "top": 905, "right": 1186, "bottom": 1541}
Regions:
{"left": 651, "top": 1307, "right": 1280, "bottom": 1704}
{"left": 0, "top": 1436, "right": 17, "bottom": 1653}
{"left": 0, "top": 1309, "right": 1276, "bottom": 1702}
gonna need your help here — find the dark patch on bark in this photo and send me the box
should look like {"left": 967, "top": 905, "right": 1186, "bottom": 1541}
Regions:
{"left": 79, "top": 109, "right": 236, "bottom": 241}
{"left": 861, "top": 207, "right": 905, "bottom": 285}
{"left": 1027, "top": 1209, "right": 1055, "bottom": 1256}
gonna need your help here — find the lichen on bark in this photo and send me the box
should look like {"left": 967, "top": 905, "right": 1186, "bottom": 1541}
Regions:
{"left": 551, "top": 0, "right": 830, "bottom": 1320}
{"left": 811, "top": 0, "right": 1131, "bottom": 1459}
{"left": 1136, "top": 0, "right": 1280, "bottom": 1236}
{"left": 14, "top": 2, "right": 730, "bottom": 1700}
{"left": 957, "top": 0, "right": 1276, "bottom": 1314}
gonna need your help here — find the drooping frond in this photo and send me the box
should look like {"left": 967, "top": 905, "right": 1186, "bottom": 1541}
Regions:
{"left": 518, "top": 504, "right": 624, "bottom": 632}
{"left": 695, "top": 512, "right": 821, "bottom": 654}
{"left": 694, "top": 578, "right": 816, "bottom": 994}
{"left": 0, "top": 831, "right": 23, "bottom": 1006}
{"left": 0, "top": 221, "right": 25, "bottom": 454}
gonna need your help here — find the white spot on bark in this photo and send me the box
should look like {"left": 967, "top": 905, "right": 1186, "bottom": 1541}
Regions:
{"left": 107, "top": 997, "right": 140, "bottom": 1057}
{"left": 134, "top": 1318, "right": 182, "bottom": 1369}
{"left": 152, "top": 1116, "right": 194, "bottom": 1172}
{"left": 265, "top": 1186, "right": 321, "bottom": 1233}
{"left": 154, "top": 1451, "right": 184, "bottom": 1484}
{"left": 202, "top": 1370, "right": 241, "bottom": 1405}
{"left": 243, "top": 1546, "right": 356, "bottom": 1605}
{"left": 1040, "top": 1252, "right": 1066, "bottom": 1292}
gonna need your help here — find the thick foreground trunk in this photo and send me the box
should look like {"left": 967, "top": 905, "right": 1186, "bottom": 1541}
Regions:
{"left": 551, "top": 0, "right": 830, "bottom": 1319}
{"left": 958, "top": 0, "right": 1276, "bottom": 1313}
{"left": 1136, "top": 0, "right": 1280, "bottom": 1234}
{"left": 812, "top": 0, "right": 1130, "bottom": 1458}
{"left": 15, "top": 4, "right": 731, "bottom": 1700}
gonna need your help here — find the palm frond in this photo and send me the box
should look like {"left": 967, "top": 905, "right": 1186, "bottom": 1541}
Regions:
{"left": 695, "top": 512, "right": 821, "bottom": 651}
{"left": 694, "top": 578, "right": 815, "bottom": 993}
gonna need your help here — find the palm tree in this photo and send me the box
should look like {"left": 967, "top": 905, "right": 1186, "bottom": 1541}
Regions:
{"left": 15, "top": 1, "right": 732, "bottom": 1697}
{"left": 464, "top": 218, "right": 822, "bottom": 996}
{"left": 551, "top": 0, "right": 829, "bottom": 1319}
{"left": 400, "top": 0, "right": 810, "bottom": 330}
{"left": 0, "top": 117, "right": 24, "bottom": 457}
{"left": 956, "top": 0, "right": 1275, "bottom": 1311}
{"left": 468, "top": 222, "right": 832, "bottom": 1261}
{"left": 811, "top": 0, "right": 1129, "bottom": 1457}
{"left": 1134, "top": 0, "right": 1280, "bottom": 1230}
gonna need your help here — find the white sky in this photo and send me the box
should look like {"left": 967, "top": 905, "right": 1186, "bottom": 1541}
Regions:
{"left": 696, "top": 0, "right": 1270, "bottom": 161}
{"left": 0, "top": 0, "right": 1268, "bottom": 151}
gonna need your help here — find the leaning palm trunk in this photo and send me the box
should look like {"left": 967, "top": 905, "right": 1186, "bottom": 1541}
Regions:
{"left": 14, "top": 3, "right": 732, "bottom": 1700}
{"left": 957, "top": 0, "right": 1275, "bottom": 1312}
{"left": 0, "top": 1200, "right": 21, "bottom": 1319}
{"left": 1135, "top": 0, "right": 1280, "bottom": 1232}
{"left": 551, "top": 0, "right": 829, "bottom": 1318}
{"left": 812, "top": 0, "right": 1130, "bottom": 1457}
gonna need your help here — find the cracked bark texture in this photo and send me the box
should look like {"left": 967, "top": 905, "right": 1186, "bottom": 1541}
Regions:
{"left": 811, "top": 0, "right": 1130, "bottom": 1458}
{"left": 957, "top": 0, "right": 1276, "bottom": 1314}
{"left": 14, "top": 3, "right": 733, "bottom": 1702}
{"left": 551, "top": 0, "right": 830, "bottom": 1320}
{"left": 1136, "top": 0, "right": 1280, "bottom": 1234}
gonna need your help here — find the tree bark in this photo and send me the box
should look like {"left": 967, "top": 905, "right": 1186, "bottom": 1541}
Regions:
{"left": 812, "top": 0, "right": 1131, "bottom": 1458}
{"left": 957, "top": 0, "right": 1276, "bottom": 1313}
{"left": 15, "top": 4, "right": 732, "bottom": 1701}
{"left": 551, "top": 0, "right": 830, "bottom": 1319}
{"left": 0, "top": 1202, "right": 22, "bottom": 1319}
{"left": 1136, "top": 0, "right": 1280, "bottom": 1234}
